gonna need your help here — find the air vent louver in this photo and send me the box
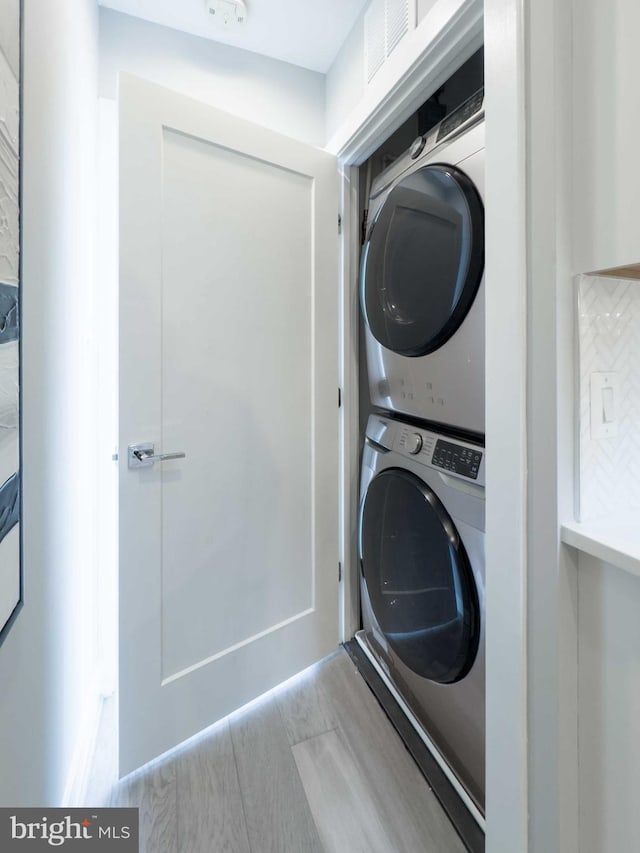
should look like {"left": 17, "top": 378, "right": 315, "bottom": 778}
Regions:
{"left": 365, "top": 0, "right": 386, "bottom": 83}
{"left": 386, "top": 0, "right": 410, "bottom": 56}
{"left": 365, "top": 0, "right": 414, "bottom": 83}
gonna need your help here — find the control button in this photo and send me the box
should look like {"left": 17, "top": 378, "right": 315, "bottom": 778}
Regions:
{"left": 406, "top": 433, "right": 423, "bottom": 455}
{"left": 410, "top": 136, "right": 426, "bottom": 159}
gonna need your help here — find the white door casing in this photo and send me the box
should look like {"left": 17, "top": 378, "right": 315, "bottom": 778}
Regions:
{"left": 118, "top": 74, "right": 339, "bottom": 776}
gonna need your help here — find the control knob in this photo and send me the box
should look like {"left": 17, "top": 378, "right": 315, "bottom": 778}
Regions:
{"left": 406, "top": 433, "right": 423, "bottom": 455}
{"left": 410, "top": 136, "right": 426, "bottom": 159}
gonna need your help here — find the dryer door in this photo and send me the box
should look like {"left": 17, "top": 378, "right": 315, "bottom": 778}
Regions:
{"left": 361, "top": 164, "right": 484, "bottom": 357}
{"left": 360, "top": 468, "right": 480, "bottom": 684}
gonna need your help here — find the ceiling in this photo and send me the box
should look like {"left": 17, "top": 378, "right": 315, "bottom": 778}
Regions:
{"left": 98, "top": 0, "right": 369, "bottom": 73}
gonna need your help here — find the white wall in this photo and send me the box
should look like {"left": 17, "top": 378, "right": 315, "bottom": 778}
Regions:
{"left": 0, "top": 0, "right": 100, "bottom": 806}
{"left": 578, "top": 555, "right": 640, "bottom": 852}
{"left": 417, "top": 0, "right": 441, "bottom": 22}
{"left": 573, "top": 0, "right": 640, "bottom": 272}
{"left": 99, "top": 8, "right": 326, "bottom": 148}
{"left": 494, "top": 0, "right": 640, "bottom": 847}
{"left": 325, "top": 14, "right": 364, "bottom": 145}
{"left": 521, "top": 4, "right": 640, "bottom": 853}
{"left": 572, "top": 1, "right": 640, "bottom": 847}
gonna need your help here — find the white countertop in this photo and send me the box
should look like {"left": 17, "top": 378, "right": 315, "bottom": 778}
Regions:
{"left": 561, "top": 512, "right": 640, "bottom": 577}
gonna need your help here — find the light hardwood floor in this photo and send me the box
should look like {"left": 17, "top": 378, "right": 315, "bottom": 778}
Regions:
{"left": 86, "top": 649, "right": 466, "bottom": 853}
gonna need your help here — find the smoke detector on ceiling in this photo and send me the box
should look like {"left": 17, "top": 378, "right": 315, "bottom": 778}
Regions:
{"left": 206, "top": 0, "right": 247, "bottom": 27}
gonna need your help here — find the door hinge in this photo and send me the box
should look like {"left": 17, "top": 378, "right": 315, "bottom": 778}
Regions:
{"left": 338, "top": 213, "right": 342, "bottom": 234}
{"left": 338, "top": 387, "right": 342, "bottom": 408}
{"left": 338, "top": 562, "right": 342, "bottom": 583}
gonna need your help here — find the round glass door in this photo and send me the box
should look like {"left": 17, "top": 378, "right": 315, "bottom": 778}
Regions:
{"left": 361, "top": 164, "right": 484, "bottom": 357}
{"left": 360, "top": 468, "right": 480, "bottom": 683}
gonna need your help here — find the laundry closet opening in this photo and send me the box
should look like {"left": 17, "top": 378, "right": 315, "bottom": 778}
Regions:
{"left": 349, "top": 43, "right": 486, "bottom": 846}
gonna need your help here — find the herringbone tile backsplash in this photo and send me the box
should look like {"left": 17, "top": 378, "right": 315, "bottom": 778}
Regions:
{"left": 577, "top": 274, "right": 640, "bottom": 521}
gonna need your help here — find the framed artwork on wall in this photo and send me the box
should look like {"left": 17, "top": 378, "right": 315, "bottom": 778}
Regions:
{"left": 0, "top": 0, "right": 22, "bottom": 646}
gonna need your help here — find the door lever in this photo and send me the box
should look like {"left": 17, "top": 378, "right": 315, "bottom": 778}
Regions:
{"left": 128, "top": 442, "right": 186, "bottom": 469}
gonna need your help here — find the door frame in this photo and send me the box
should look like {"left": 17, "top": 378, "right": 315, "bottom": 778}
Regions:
{"left": 332, "top": 0, "right": 560, "bottom": 850}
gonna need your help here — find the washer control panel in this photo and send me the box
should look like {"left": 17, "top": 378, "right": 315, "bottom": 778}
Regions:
{"left": 373, "top": 416, "right": 484, "bottom": 486}
{"left": 432, "top": 439, "right": 482, "bottom": 480}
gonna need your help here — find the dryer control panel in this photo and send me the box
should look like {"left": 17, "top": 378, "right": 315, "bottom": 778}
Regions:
{"left": 436, "top": 87, "right": 484, "bottom": 142}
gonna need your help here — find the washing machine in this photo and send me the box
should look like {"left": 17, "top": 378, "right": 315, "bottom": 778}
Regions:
{"left": 358, "top": 413, "right": 485, "bottom": 815}
{"left": 361, "top": 88, "right": 485, "bottom": 437}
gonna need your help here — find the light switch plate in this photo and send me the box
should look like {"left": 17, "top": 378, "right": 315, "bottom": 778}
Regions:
{"left": 590, "top": 372, "right": 619, "bottom": 439}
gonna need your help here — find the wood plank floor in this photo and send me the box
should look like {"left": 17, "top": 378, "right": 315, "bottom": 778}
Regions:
{"left": 88, "top": 649, "right": 467, "bottom": 853}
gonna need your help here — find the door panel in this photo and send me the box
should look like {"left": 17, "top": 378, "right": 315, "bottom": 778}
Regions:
{"left": 119, "top": 75, "right": 338, "bottom": 775}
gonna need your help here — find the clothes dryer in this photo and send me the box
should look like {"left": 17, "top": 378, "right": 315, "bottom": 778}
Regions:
{"left": 358, "top": 413, "right": 485, "bottom": 816}
{"left": 361, "top": 89, "right": 485, "bottom": 436}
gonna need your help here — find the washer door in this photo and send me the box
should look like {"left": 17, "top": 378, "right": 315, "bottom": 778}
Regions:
{"left": 360, "top": 468, "right": 480, "bottom": 683}
{"left": 361, "top": 164, "right": 484, "bottom": 357}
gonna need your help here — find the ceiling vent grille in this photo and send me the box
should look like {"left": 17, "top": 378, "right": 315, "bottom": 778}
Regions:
{"left": 386, "top": 0, "right": 410, "bottom": 55}
{"left": 365, "top": 0, "right": 415, "bottom": 83}
{"left": 365, "top": 0, "right": 386, "bottom": 83}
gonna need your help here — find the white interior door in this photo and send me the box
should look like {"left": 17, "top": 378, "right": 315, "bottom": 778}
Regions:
{"left": 118, "top": 75, "right": 339, "bottom": 776}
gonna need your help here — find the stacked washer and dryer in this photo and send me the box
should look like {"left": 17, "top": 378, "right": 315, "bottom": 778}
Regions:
{"left": 356, "top": 88, "right": 486, "bottom": 828}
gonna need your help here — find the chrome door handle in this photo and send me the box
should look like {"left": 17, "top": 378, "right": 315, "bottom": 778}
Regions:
{"left": 128, "top": 442, "right": 186, "bottom": 469}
